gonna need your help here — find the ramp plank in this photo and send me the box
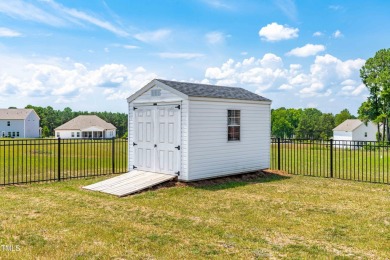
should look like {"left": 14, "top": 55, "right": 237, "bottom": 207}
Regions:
{"left": 83, "top": 170, "right": 176, "bottom": 196}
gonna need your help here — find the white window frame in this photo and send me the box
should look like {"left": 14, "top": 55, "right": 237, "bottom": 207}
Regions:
{"left": 227, "top": 110, "right": 241, "bottom": 141}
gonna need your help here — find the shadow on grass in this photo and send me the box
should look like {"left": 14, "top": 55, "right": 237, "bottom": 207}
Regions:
{"left": 185, "top": 171, "right": 291, "bottom": 191}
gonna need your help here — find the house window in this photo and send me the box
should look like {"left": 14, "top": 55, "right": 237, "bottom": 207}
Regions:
{"left": 228, "top": 110, "right": 240, "bottom": 141}
{"left": 71, "top": 132, "right": 75, "bottom": 137}
{"left": 12, "top": 132, "right": 15, "bottom": 137}
{"left": 77, "top": 132, "right": 80, "bottom": 137}
{"left": 57, "top": 133, "right": 60, "bottom": 138}
{"left": 364, "top": 132, "right": 367, "bottom": 137}
{"left": 7, "top": 121, "right": 10, "bottom": 126}
{"left": 16, "top": 132, "right": 19, "bottom": 137}
{"left": 8, "top": 132, "right": 11, "bottom": 137}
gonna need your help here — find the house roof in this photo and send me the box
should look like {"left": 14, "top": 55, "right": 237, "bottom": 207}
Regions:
{"left": 0, "top": 109, "right": 38, "bottom": 120}
{"left": 55, "top": 115, "right": 116, "bottom": 131}
{"left": 333, "top": 119, "right": 363, "bottom": 132}
{"left": 155, "top": 79, "right": 271, "bottom": 102}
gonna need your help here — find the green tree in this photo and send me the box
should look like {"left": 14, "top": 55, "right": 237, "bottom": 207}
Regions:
{"left": 335, "top": 109, "right": 355, "bottom": 126}
{"left": 295, "top": 108, "right": 323, "bottom": 139}
{"left": 359, "top": 48, "right": 390, "bottom": 141}
{"left": 271, "top": 108, "right": 302, "bottom": 138}
{"left": 318, "top": 113, "right": 335, "bottom": 139}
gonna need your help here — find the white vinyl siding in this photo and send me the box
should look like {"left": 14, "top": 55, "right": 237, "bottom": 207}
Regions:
{"left": 186, "top": 99, "right": 270, "bottom": 181}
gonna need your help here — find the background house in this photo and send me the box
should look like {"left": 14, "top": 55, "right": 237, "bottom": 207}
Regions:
{"left": 127, "top": 79, "right": 271, "bottom": 182}
{"left": 0, "top": 109, "right": 40, "bottom": 138}
{"left": 55, "top": 115, "right": 116, "bottom": 139}
{"left": 333, "top": 119, "right": 377, "bottom": 144}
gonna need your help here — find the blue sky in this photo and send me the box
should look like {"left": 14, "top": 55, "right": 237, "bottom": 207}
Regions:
{"left": 0, "top": 0, "right": 389, "bottom": 114}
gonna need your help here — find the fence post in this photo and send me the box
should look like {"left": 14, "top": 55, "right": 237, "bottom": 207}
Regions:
{"left": 57, "top": 137, "right": 61, "bottom": 181}
{"left": 112, "top": 137, "right": 115, "bottom": 174}
{"left": 330, "top": 138, "right": 333, "bottom": 178}
{"left": 277, "top": 138, "right": 281, "bottom": 170}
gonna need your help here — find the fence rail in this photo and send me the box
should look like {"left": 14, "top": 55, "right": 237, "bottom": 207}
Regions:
{"left": 0, "top": 138, "right": 128, "bottom": 186}
{"left": 271, "top": 138, "right": 390, "bottom": 184}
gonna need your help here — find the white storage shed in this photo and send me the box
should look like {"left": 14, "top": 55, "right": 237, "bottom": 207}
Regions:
{"left": 127, "top": 79, "right": 272, "bottom": 181}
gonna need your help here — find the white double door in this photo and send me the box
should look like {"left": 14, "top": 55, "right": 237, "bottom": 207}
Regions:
{"left": 134, "top": 105, "right": 180, "bottom": 175}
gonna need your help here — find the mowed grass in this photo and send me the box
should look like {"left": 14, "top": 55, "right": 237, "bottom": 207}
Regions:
{"left": 271, "top": 143, "right": 390, "bottom": 184}
{"left": 0, "top": 139, "right": 127, "bottom": 185}
{"left": 0, "top": 174, "right": 389, "bottom": 259}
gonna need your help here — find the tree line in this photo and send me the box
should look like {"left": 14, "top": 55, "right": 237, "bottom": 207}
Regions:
{"left": 25, "top": 105, "right": 128, "bottom": 138}
{"left": 272, "top": 107, "right": 355, "bottom": 139}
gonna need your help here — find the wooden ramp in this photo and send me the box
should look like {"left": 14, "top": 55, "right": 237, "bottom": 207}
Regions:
{"left": 83, "top": 170, "right": 176, "bottom": 197}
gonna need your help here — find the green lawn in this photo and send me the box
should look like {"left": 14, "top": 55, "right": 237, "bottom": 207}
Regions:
{"left": 271, "top": 142, "right": 390, "bottom": 184}
{"left": 0, "top": 139, "right": 128, "bottom": 185}
{"left": 0, "top": 173, "right": 389, "bottom": 259}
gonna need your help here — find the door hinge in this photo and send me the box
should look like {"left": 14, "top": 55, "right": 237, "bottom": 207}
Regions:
{"left": 175, "top": 145, "right": 180, "bottom": 150}
{"left": 175, "top": 171, "right": 180, "bottom": 176}
{"left": 133, "top": 107, "right": 138, "bottom": 110}
{"left": 133, "top": 142, "right": 137, "bottom": 146}
{"left": 133, "top": 165, "right": 137, "bottom": 169}
{"left": 175, "top": 105, "right": 180, "bottom": 109}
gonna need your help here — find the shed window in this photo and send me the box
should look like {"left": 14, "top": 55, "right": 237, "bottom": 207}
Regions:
{"left": 364, "top": 132, "right": 367, "bottom": 137}
{"left": 71, "top": 132, "right": 75, "bottom": 137}
{"left": 228, "top": 110, "right": 240, "bottom": 141}
{"left": 77, "top": 132, "right": 80, "bottom": 137}
{"left": 151, "top": 89, "right": 161, "bottom": 97}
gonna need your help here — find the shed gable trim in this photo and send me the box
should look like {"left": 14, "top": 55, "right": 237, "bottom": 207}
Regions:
{"left": 127, "top": 79, "right": 188, "bottom": 103}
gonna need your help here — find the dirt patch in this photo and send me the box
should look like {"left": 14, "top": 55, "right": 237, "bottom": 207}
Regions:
{"left": 138, "top": 170, "right": 292, "bottom": 193}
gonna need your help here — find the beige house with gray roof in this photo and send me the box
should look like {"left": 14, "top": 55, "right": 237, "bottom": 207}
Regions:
{"left": 0, "top": 109, "right": 40, "bottom": 138}
{"left": 55, "top": 115, "right": 116, "bottom": 139}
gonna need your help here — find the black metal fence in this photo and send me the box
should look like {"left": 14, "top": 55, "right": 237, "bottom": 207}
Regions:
{"left": 271, "top": 138, "right": 390, "bottom": 184}
{"left": 0, "top": 138, "right": 128, "bottom": 186}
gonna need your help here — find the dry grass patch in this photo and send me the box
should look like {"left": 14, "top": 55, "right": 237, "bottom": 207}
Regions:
{"left": 0, "top": 172, "right": 389, "bottom": 259}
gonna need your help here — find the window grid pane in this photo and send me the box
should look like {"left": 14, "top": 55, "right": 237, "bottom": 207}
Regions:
{"left": 227, "top": 110, "right": 240, "bottom": 141}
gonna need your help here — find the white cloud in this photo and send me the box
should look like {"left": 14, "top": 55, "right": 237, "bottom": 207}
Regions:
{"left": 123, "top": 45, "right": 139, "bottom": 49}
{"left": 286, "top": 44, "right": 325, "bottom": 57}
{"left": 0, "top": 27, "right": 22, "bottom": 37}
{"left": 204, "top": 53, "right": 366, "bottom": 99}
{"left": 44, "top": 0, "right": 129, "bottom": 37}
{"left": 157, "top": 52, "right": 204, "bottom": 59}
{"left": 279, "top": 84, "right": 293, "bottom": 90}
{"left": 313, "top": 31, "right": 323, "bottom": 37}
{"left": 205, "top": 31, "right": 227, "bottom": 44}
{"left": 259, "top": 22, "right": 298, "bottom": 41}
{"left": 134, "top": 29, "right": 171, "bottom": 43}
{"left": 333, "top": 30, "right": 343, "bottom": 38}
{"left": 0, "top": 0, "right": 129, "bottom": 37}
{"left": 0, "top": 60, "right": 156, "bottom": 103}
{"left": 205, "top": 54, "right": 286, "bottom": 91}
{"left": 201, "top": 0, "right": 232, "bottom": 10}
{"left": 0, "top": 0, "right": 65, "bottom": 26}
{"left": 275, "top": 0, "right": 297, "bottom": 21}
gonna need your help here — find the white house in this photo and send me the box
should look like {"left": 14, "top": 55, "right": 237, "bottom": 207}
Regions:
{"left": 333, "top": 119, "right": 377, "bottom": 146}
{"left": 127, "top": 79, "right": 272, "bottom": 182}
{"left": 55, "top": 115, "right": 116, "bottom": 139}
{"left": 0, "top": 109, "right": 40, "bottom": 138}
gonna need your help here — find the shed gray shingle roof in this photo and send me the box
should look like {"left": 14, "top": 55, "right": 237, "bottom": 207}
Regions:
{"left": 55, "top": 115, "right": 116, "bottom": 131}
{"left": 156, "top": 79, "right": 271, "bottom": 102}
{"left": 333, "top": 119, "right": 363, "bottom": 131}
{"left": 0, "top": 109, "right": 37, "bottom": 120}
